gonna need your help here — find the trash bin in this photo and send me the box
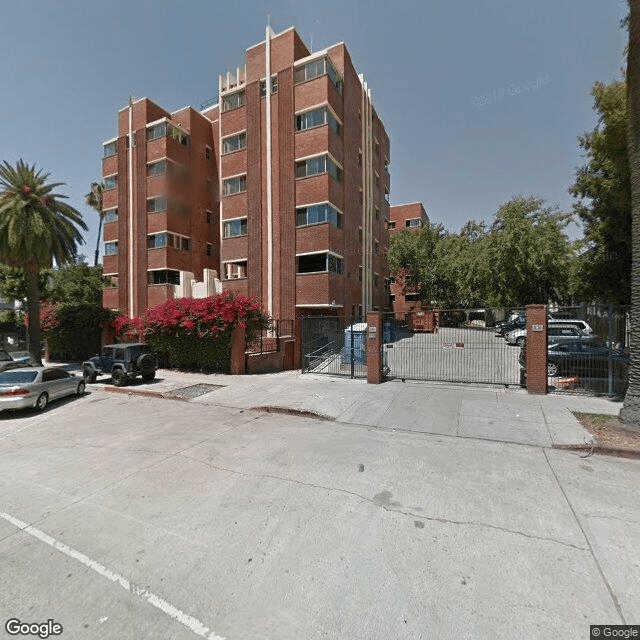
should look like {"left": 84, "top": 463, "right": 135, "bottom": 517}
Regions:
{"left": 341, "top": 322, "right": 367, "bottom": 364}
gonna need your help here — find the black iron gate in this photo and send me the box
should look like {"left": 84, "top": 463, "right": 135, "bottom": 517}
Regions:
{"left": 301, "top": 315, "right": 367, "bottom": 378}
{"left": 382, "top": 309, "right": 523, "bottom": 386}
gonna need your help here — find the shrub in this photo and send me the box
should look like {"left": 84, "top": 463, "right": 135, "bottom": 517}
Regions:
{"left": 42, "top": 303, "right": 118, "bottom": 361}
{"left": 112, "top": 292, "right": 268, "bottom": 372}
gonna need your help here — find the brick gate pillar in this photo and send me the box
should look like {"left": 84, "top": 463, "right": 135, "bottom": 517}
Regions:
{"left": 525, "top": 304, "right": 548, "bottom": 395}
{"left": 230, "top": 324, "right": 246, "bottom": 375}
{"left": 366, "top": 311, "right": 383, "bottom": 384}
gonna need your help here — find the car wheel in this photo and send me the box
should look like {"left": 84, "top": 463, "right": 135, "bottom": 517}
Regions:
{"left": 76, "top": 381, "right": 86, "bottom": 396}
{"left": 82, "top": 366, "right": 97, "bottom": 384}
{"left": 35, "top": 393, "right": 48, "bottom": 411}
{"left": 111, "top": 369, "right": 128, "bottom": 387}
{"left": 516, "top": 336, "right": 526, "bottom": 348}
{"left": 547, "top": 361, "right": 560, "bottom": 377}
{"left": 142, "top": 371, "right": 156, "bottom": 382}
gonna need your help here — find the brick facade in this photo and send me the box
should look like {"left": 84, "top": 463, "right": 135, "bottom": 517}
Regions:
{"left": 101, "top": 26, "right": 391, "bottom": 321}
{"left": 388, "top": 203, "right": 429, "bottom": 319}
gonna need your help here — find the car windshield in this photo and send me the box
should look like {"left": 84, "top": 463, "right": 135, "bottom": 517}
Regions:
{"left": 0, "top": 371, "right": 38, "bottom": 384}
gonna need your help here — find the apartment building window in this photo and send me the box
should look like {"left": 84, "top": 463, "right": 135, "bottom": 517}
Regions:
{"left": 206, "top": 210, "right": 212, "bottom": 224}
{"left": 225, "top": 260, "right": 247, "bottom": 279}
{"left": 206, "top": 243, "right": 212, "bottom": 256}
{"left": 374, "top": 241, "right": 379, "bottom": 255}
{"left": 146, "top": 121, "right": 190, "bottom": 146}
{"left": 147, "top": 196, "right": 167, "bottom": 213}
{"left": 358, "top": 266, "right": 363, "bottom": 282}
{"left": 223, "top": 174, "right": 247, "bottom": 196}
{"left": 406, "top": 218, "right": 422, "bottom": 228}
{"left": 387, "top": 221, "right": 396, "bottom": 229}
{"left": 103, "top": 141, "right": 117, "bottom": 158}
{"left": 223, "top": 217, "right": 247, "bottom": 237}
{"left": 148, "top": 270, "right": 180, "bottom": 285}
{"left": 295, "top": 154, "right": 342, "bottom": 182}
{"left": 294, "top": 57, "right": 343, "bottom": 93}
{"left": 104, "top": 241, "right": 118, "bottom": 256}
{"left": 205, "top": 146, "right": 212, "bottom": 160}
{"left": 296, "top": 203, "right": 342, "bottom": 228}
{"left": 374, "top": 273, "right": 379, "bottom": 287}
{"left": 358, "top": 227, "right": 363, "bottom": 243}
{"left": 222, "top": 131, "right": 247, "bottom": 155}
{"left": 390, "top": 294, "right": 395, "bottom": 302}
{"left": 296, "top": 252, "right": 344, "bottom": 275}
{"left": 389, "top": 275, "right": 395, "bottom": 284}
{"left": 295, "top": 106, "right": 342, "bottom": 136}
{"left": 104, "top": 208, "right": 118, "bottom": 224}
{"left": 147, "top": 232, "right": 190, "bottom": 250}
{"left": 358, "top": 151, "right": 362, "bottom": 167}
{"left": 260, "top": 75, "right": 278, "bottom": 96}
{"left": 222, "top": 90, "right": 245, "bottom": 112}
{"left": 147, "top": 159, "right": 167, "bottom": 177}
{"left": 405, "top": 293, "right": 420, "bottom": 302}
{"left": 374, "top": 207, "right": 380, "bottom": 220}
{"left": 104, "top": 175, "right": 117, "bottom": 190}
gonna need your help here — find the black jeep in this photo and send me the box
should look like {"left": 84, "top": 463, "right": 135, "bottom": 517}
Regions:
{"left": 82, "top": 343, "right": 157, "bottom": 387}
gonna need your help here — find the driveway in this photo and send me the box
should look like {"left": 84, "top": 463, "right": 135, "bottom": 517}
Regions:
{"left": 0, "top": 385, "right": 638, "bottom": 639}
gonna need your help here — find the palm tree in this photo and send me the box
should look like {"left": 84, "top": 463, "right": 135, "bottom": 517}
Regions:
{"left": 0, "top": 160, "right": 88, "bottom": 366}
{"left": 85, "top": 181, "right": 104, "bottom": 267}
{"left": 621, "top": 0, "right": 640, "bottom": 426}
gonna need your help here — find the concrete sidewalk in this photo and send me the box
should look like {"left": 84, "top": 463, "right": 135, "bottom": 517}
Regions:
{"left": 78, "top": 366, "right": 622, "bottom": 450}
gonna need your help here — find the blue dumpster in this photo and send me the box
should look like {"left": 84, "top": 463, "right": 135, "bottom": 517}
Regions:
{"left": 341, "top": 322, "right": 367, "bottom": 364}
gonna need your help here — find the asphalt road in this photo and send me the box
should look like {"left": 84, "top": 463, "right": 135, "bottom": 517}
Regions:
{"left": 0, "top": 389, "right": 638, "bottom": 639}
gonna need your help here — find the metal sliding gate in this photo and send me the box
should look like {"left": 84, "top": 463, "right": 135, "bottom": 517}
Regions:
{"left": 301, "top": 315, "right": 367, "bottom": 378}
{"left": 382, "top": 309, "right": 523, "bottom": 386}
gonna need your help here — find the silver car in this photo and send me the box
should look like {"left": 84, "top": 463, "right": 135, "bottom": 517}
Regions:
{"left": 0, "top": 367, "right": 85, "bottom": 413}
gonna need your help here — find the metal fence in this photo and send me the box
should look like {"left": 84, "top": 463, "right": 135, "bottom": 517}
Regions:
{"left": 382, "top": 309, "right": 523, "bottom": 386}
{"left": 544, "top": 304, "right": 629, "bottom": 397}
{"left": 246, "top": 318, "right": 294, "bottom": 355}
{"left": 301, "top": 315, "right": 367, "bottom": 378}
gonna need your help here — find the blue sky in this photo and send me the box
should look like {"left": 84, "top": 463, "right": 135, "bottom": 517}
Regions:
{"left": 0, "top": 0, "right": 628, "bottom": 259}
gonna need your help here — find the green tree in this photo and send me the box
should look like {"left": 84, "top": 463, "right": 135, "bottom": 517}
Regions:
{"left": 570, "top": 80, "right": 630, "bottom": 304}
{"left": 84, "top": 182, "right": 104, "bottom": 268}
{"left": 0, "top": 160, "right": 87, "bottom": 365}
{"left": 0, "top": 263, "right": 51, "bottom": 303}
{"left": 49, "top": 262, "right": 113, "bottom": 306}
{"left": 621, "top": 0, "right": 640, "bottom": 426}
{"left": 387, "top": 222, "right": 455, "bottom": 307}
{"left": 483, "top": 196, "right": 573, "bottom": 307}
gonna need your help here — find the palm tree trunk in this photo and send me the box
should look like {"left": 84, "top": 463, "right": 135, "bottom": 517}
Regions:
{"left": 621, "top": 0, "right": 640, "bottom": 425}
{"left": 26, "top": 262, "right": 43, "bottom": 367}
{"left": 94, "top": 215, "right": 103, "bottom": 267}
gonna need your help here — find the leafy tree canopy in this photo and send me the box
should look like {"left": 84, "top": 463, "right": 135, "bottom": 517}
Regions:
{"left": 570, "top": 80, "right": 630, "bottom": 304}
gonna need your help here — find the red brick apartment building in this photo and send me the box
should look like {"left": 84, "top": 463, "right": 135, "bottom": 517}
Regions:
{"left": 102, "top": 26, "right": 391, "bottom": 320}
{"left": 388, "top": 202, "right": 429, "bottom": 318}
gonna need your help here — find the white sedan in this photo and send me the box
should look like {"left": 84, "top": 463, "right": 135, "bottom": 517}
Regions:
{"left": 0, "top": 367, "right": 85, "bottom": 412}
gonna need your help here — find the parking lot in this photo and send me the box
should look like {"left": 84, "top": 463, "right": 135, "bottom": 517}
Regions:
{"left": 1, "top": 384, "right": 639, "bottom": 639}
{"left": 385, "top": 327, "right": 522, "bottom": 385}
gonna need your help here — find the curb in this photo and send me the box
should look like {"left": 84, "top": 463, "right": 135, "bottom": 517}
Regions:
{"left": 103, "top": 387, "right": 189, "bottom": 402}
{"left": 553, "top": 443, "right": 640, "bottom": 460}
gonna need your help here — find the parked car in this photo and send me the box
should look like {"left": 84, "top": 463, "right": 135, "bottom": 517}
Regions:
{"left": 518, "top": 339, "right": 628, "bottom": 378}
{"left": 548, "top": 318, "right": 593, "bottom": 335}
{"left": 0, "top": 367, "right": 85, "bottom": 412}
{"left": 505, "top": 323, "right": 588, "bottom": 347}
{"left": 0, "top": 349, "right": 30, "bottom": 372}
{"left": 82, "top": 343, "right": 157, "bottom": 387}
{"left": 495, "top": 313, "right": 555, "bottom": 338}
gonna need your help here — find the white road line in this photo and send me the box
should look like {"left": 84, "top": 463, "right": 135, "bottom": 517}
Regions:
{"left": 0, "top": 511, "right": 225, "bottom": 640}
